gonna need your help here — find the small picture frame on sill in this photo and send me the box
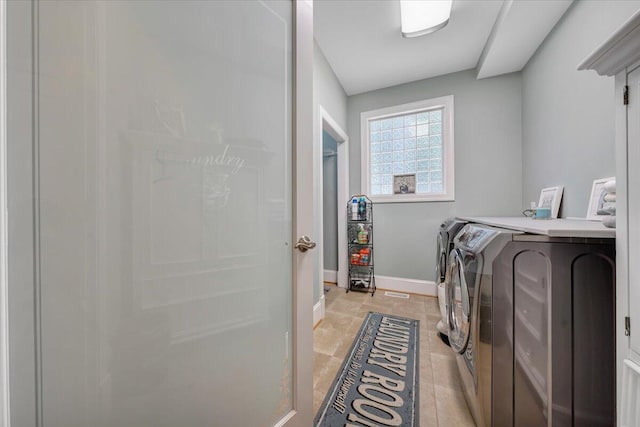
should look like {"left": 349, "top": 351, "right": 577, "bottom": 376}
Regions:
{"left": 586, "top": 176, "right": 616, "bottom": 220}
{"left": 538, "top": 186, "right": 563, "bottom": 219}
{"left": 393, "top": 174, "right": 416, "bottom": 194}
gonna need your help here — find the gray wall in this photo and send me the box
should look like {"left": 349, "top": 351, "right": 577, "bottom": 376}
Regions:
{"left": 313, "top": 41, "right": 347, "bottom": 303}
{"left": 522, "top": 0, "right": 640, "bottom": 218}
{"left": 347, "top": 69, "right": 523, "bottom": 281}
{"left": 323, "top": 131, "right": 338, "bottom": 272}
{"left": 314, "top": 41, "right": 348, "bottom": 128}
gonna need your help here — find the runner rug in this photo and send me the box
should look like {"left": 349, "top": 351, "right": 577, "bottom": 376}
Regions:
{"left": 314, "top": 312, "right": 419, "bottom": 427}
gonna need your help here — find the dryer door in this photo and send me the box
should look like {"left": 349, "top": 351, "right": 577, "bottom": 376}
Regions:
{"left": 447, "top": 249, "right": 470, "bottom": 354}
{"left": 436, "top": 233, "right": 447, "bottom": 283}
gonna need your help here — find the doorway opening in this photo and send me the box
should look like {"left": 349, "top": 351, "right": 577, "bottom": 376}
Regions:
{"left": 315, "top": 106, "right": 348, "bottom": 325}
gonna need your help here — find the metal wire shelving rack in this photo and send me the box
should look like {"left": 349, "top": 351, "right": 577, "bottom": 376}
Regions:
{"left": 346, "top": 195, "right": 375, "bottom": 296}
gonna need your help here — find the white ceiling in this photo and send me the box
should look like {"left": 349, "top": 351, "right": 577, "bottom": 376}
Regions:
{"left": 314, "top": 0, "right": 573, "bottom": 96}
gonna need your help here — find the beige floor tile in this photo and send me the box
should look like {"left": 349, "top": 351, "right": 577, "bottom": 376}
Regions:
{"left": 323, "top": 285, "right": 339, "bottom": 300}
{"left": 391, "top": 305, "right": 424, "bottom": 319}
{"left": 431, "top": 352, "right": 462, "bottom": 391}
{"left": 424, "top": 312, "right": 443, "bottom": 329}
{"left": 313, "top": 352, "right": 332, "bottom": 387}
{"left": 434, "top": 385, "right": 476, "bottom": 427}
{"left": 333, "top": 322, "right": 362, "bottom": 359}
{"left": 314, "top": 327, "right": 342, "bottom": 356}
{"left": 424, "top": 296, "right": 442, "bottom": 316}
{"left": 333, "top": 334, "right": 355, "bottom": 359}
{"left": 349, "top": 310, "right": 367, "bottom": 324}
{"left": 313, "top": 389, "right": 327, "bottom": 416}
{"left": 314, "top": 350, "right": 329, "bottom": 364}
{"left": 320, "top": 311, "right": 356, "bottom": 332}
{"left": 323, "top": 291, "right": 338, "bottom": 304}
{"left": 404, "top": 311, "right": 429, "bottom": 324}
{"left": 408, "top": 293, "right": 428, "bottom": 302}
{"left": 419, "top": 380, "right": 439, "bottom": 427}
{"left": 358, "top": 302, "right": 394, "bottom": 317}
{"left": 419, "top": 336, "right": 432, "bottom": 360}
{"left": 420, "top": 319, "right": 437, "bottom": 340}
{"left": 323, "top": 285, "right": 338, "bottom": 298}
{"left": 418, "top": 349, "right": 434, "bottom": 385}
{"left": 392, "top": 298, "right": 426, "bottom": 313}
{"left": 428, "top": 328, "right": 456, "bottom": 357}
{"left": 326, "top": 298, "right": 359, "bottom": 315}
{"left": 341, "top": 288, "right": 371, "bottom": 302}
{"left": 314, "top": 356, "right": 344, "bottom": 398}
{"left": 365, "top": 291, "right": 395, "bottom": 308}
{"left": 346, "top": 315, "right": 364, "bottom": 333}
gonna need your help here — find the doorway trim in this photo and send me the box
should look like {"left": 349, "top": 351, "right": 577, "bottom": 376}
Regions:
{"left": 317, "top": 105, "right": 349, "bottom": 309}
{"left": 0, "top": 0, "right": 9, "bottom": 425}
{"left": 0, "top": 0, "right": 9, "bottom": 427}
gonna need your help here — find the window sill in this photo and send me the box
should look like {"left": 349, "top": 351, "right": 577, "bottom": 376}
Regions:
{"left": 368, "top": 193, "right": 455, "bottom": 203}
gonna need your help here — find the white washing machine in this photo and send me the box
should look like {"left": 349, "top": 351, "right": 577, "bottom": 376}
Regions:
{"left": 435, "top": 218, "right": 467, "bottom": 336}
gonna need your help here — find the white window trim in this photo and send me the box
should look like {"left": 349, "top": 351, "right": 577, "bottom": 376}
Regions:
{"left": 360, "top": 95, "right": 454, "bottom": 203}
{"left": 0, "top": 2, "right": 9, "bottom": 425}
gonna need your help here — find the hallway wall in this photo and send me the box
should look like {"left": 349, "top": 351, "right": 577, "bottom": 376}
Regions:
{"left": 314, "top": 41, "right": 347, "bottom": 303}
{"left": 322, "top": 131, "right": 339, "bottom": 272}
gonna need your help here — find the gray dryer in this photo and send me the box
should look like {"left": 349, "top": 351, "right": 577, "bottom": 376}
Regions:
{"left": 446, "top": 224, "right": 615, "bottom": 427}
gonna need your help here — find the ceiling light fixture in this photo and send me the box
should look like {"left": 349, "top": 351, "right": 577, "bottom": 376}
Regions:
{"left": 400, "top": 0, "right": 453, "bottom": 38}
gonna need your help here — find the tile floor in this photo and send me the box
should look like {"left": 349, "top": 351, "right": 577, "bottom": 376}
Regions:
{"left": 313, "top": 284, "right": 475, "bottom": 426}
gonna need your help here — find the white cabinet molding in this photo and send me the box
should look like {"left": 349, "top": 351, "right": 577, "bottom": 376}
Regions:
{"left": 577, "top": 9, "right": 640, "bottom": 76}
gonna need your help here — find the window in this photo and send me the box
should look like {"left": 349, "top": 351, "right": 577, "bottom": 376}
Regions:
{"left": 361, "top": 95, "right": 454, "bottom": 202}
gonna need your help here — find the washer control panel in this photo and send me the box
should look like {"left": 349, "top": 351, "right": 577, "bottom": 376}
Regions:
{"left": 454, "top": 225, "right": 498, "bottom": 252}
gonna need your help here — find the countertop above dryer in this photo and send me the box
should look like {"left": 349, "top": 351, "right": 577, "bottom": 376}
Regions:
{"left": 457, "top": 216, "right": 615, "bottom": 238}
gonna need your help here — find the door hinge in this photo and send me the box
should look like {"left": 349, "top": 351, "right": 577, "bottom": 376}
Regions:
{"left": 624, "top": 85, "right": 629, "bottom": 105}
{"left": 626, "top": 316, "right": 631, "bottom": 336}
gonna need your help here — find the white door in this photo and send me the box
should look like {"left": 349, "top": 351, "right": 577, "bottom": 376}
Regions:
{"left": 4, "top": 1, "right": 313, "bottom": 426}
{"left": 627, "top": 65, "right": 640, "bottom": 364}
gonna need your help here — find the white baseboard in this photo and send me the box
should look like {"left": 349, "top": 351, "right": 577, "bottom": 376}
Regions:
{"left": 313, "top": 295, "right": 325, "bottom": 327}
{"left": 323, "top": 269, "right": 337, "bottom": 283}
{"left": 374, "top": 275, "right": 437, "bottom": 297}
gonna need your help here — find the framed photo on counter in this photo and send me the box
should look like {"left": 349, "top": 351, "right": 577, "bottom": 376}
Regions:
{"left": 538, "top": 186, "right": 563, "bottom": 219}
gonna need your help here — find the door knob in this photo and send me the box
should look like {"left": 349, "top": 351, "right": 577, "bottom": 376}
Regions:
{"left": 295, "top": 236, "right": 316, "bottom": 252}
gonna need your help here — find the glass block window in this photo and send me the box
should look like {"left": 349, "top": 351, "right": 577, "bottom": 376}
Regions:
{"left": 361, "top": 96, "right": 454, "bottom": 202}
{"left": 368, "top": 108, "right": 444, "bottom": 196}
